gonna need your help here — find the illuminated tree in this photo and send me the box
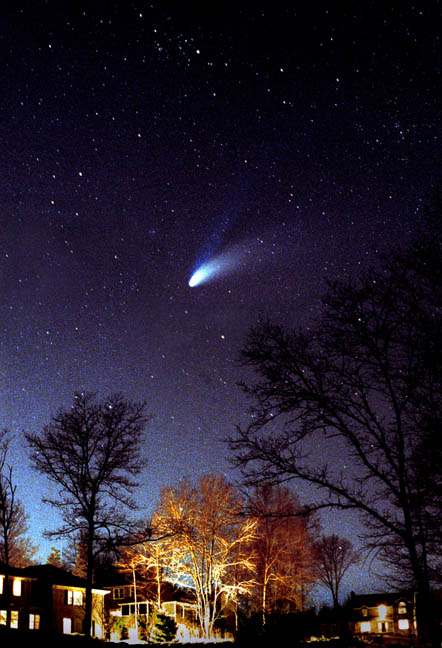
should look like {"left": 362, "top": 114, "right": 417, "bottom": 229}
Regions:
{"left": 26, "top": 392, "right": 150, "bottom": 638}
{"left": 313, "top": 534, "right": 358, "bottom": 607}
{"left": 46, "top": 546, "right": 62, "bottom": 567}
{"left": 116, "top": 545, "right": 144, "bottom": 639}
{"left": 247, "top": 483, "right": 317, "bottom": 628}
{"left": 229, "top": 224, "right": 442, "bottom": 643}
{"left": 154, "top": 474, "right": 257, "bottom": 640}
{"left": 142, "top": 533, "right": 168, "bottom": 609}
{"left": 119, "top": 516, "right": 169, "bottom": 610}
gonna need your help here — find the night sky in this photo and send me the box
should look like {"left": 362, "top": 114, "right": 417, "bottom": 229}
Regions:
{"left": 2, "top": 2, "right": 441, "bottom": 599}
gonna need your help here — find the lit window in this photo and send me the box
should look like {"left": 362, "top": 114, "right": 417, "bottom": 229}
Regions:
{"left": 63, "top": 617, "right": 72, "bottom": 634}
{"left": 362, "top": 607, "right": 368, "bottom": 616}
{"left": 0, "top": 576, "right": 3, "bottom": 594}
{"left": 0, "top": 610, "right": 6, "bottom": 625}
{"left": 378, "top": 604, "right": 387, "bottom": 620}
{"left": 66, "top": 590, "right": 83, "bottom": 605}
{"left": 10, "top": 610, "right": 18, "bottom": 629}
{"left": 360, "top": 621, "right": 371, "bottom": 632}
{"left": 73, "top": 591, "right": 83, "bottom": 605}
{"left": 378, "top": 621, "right": 388, "bottom": 632}
{"left": 12, "top": 579, "right": 22, "bottom": 597}
{"left": 398, "top": 619, "right": 409, "bottom": 630}
{"left": 398, "top": 601, "right": 407, "bottom": 615}
{"left": 29, "top": 613, "right": 40, "bottom": 630}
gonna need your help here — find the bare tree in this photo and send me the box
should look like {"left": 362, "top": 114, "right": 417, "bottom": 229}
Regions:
{"left": 313, "top": 534, "right": 358, "bottom": 607}
{"left": 140, "top": 533, "right": 168, "bottom": 609}
{"left": 229, "top": 236, "right": 442, "bottom": 643}
{"left": 119, "top": 514, "right": 169, "bottom": 610}
{"left": 26, "top": 391, "right": 150, "bottom": 637}
{"left": 0, "top": 431, "right": 36, "bottom": 568}
{"left": 0, "top": 431, "right": 36, "bottom": 626}
{"left": 117, "top": 545, "right": 143, "bottom": 639}
{"left": 247, "top": 483, "right": 317, "bottom": 628}
{"left": 153, "top": 474, "right": 257, "bottom": 640}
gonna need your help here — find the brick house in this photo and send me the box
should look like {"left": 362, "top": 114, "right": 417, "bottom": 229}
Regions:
{"left": 0, "top": 564, "right": 39, "bottom": 631}
{"left": 0, "top": 563, "right": 108, "bottom": 637}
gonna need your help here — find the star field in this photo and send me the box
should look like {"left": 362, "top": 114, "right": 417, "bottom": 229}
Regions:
{"left": 1, "top": 2, "right": 441, "bottom": 599}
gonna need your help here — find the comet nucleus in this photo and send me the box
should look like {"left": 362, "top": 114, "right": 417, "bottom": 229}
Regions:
{"left": 189, "top": 266, "right": 211, "bottom": 287}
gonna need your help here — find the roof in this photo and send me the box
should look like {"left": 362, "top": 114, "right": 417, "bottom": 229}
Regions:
{"left": 351, "top": 591, "right": 414, "bottom": 607}
{"left": 22, "top": 564, "right": 88, "bottom": 587}
{"left": 0, "top": 562, "right": 37, "bottom": 579}
{"left": 0, "top": 563, "right": 106, "bottom": 590}
{"left": 96, "top": 567, "right": 131, "bottom": 588}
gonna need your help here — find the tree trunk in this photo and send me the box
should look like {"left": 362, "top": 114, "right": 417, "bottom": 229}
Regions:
{"left": 155, "top": 559, "right": 161, "bottom": 609}
{"left": 133, "top": 564, "right": 138, "bottom": 639}
{"left": 4, "top": 536, "right": 11, "bottom": 628}
{"left": 262, "top": 579, "right": 267, "bottom": 630}
{"left": 415, "top": 586, "right": 440, "bottom": 648}
{"left": 332, "top": 584, "right": 339, "bottom": 608}
{"left": 83, "top": 527, "right": 94, "bottom": 637}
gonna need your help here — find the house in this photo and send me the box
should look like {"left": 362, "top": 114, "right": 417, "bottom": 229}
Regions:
{"left": 0, "top": 563, "right": 108, "bottom": 637}
{"left": 350, "top": 591, "right": 416, "bottom": 641}
{"left": 0, "top": 564, "right": 39, "bottom": 631}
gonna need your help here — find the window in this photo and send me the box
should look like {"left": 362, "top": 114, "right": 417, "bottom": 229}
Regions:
{"left": 360, "top": 621, "right": 371, "bottom": 633}
{"left": 12, "top": 579, "right": 22, "bottom": 597}
{"left": 0, "top": 576, "right": 3, "bottom": 594}
{"left": 398, "top": 619, "right": 409, "bottom": 630}
{"left": 378, "top": 604, "right": 387, "bottom": 620}
{"left": 63, "top": 618, "right": 72, "bottom": 634}
{"left": 361, "top": 607, "right": 368, "bottom": 616}
{"left": 398, "top": 601, "right": 407, "bottom": 615}
{"left": 120, "top": 603, "right": 139, "bottom": 616}
{"left": 73, "top": 591, "right": 83, "bottom": 605}
{"left": 377, "top": 621, "right": 388, "bottom": 632}
{"left": 29, "top": 613, "right": 40, "bottom": 630}
{"left": 0, "top": 610, "right": 6, "bottom": 625}
{"left": 113, "top": 587, "right": 125, "bottom": 599}
{"left": 10, "top": 610, "right": 18, "bottom": 629}
{"left": 66, "top": 590, "right": 83, "bottom": 605}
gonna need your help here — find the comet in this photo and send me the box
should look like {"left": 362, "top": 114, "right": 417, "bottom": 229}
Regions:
{"left": 188, "top": 246, "right": 242, "bottom": 287}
